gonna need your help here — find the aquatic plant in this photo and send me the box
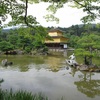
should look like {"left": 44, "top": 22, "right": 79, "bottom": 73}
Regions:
{"left": 0, "top": 89, "right": 48, "bottom": 100}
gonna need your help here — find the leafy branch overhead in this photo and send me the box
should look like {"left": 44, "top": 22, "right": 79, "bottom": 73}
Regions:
{"left": 0, "top": 0, "right": 100, "bottom": 27}
{"left": 72, "top": 0, "right": 100, "bottom": 23}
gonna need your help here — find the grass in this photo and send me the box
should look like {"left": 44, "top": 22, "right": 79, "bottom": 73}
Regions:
{"left": 0, "top": 89, "right": 48, "bottom": 100}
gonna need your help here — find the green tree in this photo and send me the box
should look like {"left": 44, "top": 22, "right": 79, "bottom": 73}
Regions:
{"left": 76, "top": 33, "right": 100, "bottom": 65}
{"left": 69, "top": 35, "right": 79, "bottom": 48}
{"left": 32, "top": 26, "right": 48, "bottom": 52}
{"left": 17, "top": 27, "right": 33, "bottom": 50}
{"left": 17, "top": 26, "right": 48, "bottom": 52}
{"left": 0, "top": 41, "right": 14, "bottom": 52}
{"left": 7, "top": 34, "right": 19, "bottom": 49}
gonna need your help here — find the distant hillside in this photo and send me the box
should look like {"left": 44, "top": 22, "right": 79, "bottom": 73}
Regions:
{"left": 1, "top": 23, "right": 98, "bottom": 34}
{"left": 1, "top": 25, "right": 27, "bottom": 33}
{"left": 1, "top": 28, "right": 11, "bottom": 33}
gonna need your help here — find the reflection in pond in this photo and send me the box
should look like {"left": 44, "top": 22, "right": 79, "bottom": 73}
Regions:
{"left": 69, "top": 68, "right": 77, "bottom": 77}
{"left": 74, "top": 72, "right": 100, "bottom": 98}
{"left": 0, "top": 78, "right": 4, "bottom": 91}
{"left": 45, "top": 56, "right": 65, "bottom": 72}
{"left": 0, "top": 79, "right": 4, "bottom": 85}
{"left": 0, "top": 55, "right": 100, "bottom": 100}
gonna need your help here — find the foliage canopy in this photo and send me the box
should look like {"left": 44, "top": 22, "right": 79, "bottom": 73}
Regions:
{"left": 0, "top": 0, "right": 99, "bottom": 27}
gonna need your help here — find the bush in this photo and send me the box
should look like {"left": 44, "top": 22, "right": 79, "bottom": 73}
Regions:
{"left": 0, "top": 41, "right": 14, "bottom": 52}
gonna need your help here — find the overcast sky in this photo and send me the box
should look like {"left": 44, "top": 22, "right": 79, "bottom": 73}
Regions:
{"left": 28, "top": 2, "right": 86, "bottom": 27}
{"left": 4, "top": 2, "right": 100, "bottom": 28}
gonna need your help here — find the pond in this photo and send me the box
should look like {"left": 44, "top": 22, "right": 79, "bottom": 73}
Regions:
{"left": 0, "top": 54, "right": 100, "bottom": 100}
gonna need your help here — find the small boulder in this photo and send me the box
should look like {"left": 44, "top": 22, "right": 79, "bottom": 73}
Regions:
{"left": 79, "top": 65, "right": 89, "bottom": 71}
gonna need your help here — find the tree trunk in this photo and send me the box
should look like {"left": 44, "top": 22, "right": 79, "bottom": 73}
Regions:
{"left": 89, "top": 47, "right": 92, "bottom": 65}
{"left": 84, "top": 56, "right": 89, "bottom": 65}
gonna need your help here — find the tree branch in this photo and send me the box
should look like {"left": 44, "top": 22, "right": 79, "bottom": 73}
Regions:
{"left": 24, "top": 0, "right": 28, "bottom": 26}
{"left": 24, "top": 0, "right": 35, "bottom": 28}
{"left": 73, "top": 0, "right": 95, "bottom": 15}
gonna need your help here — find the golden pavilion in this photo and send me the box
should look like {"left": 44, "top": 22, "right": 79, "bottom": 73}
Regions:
{"left": 45, "top": 28, "right": 69, "bottom": 50}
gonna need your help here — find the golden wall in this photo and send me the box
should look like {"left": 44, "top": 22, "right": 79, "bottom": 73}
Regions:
{"left": 48, "top": 32, "right": 62, "bottom": 37}
{"left": 45, "top": 37, "right": 68, "bottom": 43}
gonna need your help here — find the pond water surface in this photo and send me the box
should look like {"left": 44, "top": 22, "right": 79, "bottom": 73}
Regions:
{"left": 0, "top": 55, "right": 100, "bottom": 100}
